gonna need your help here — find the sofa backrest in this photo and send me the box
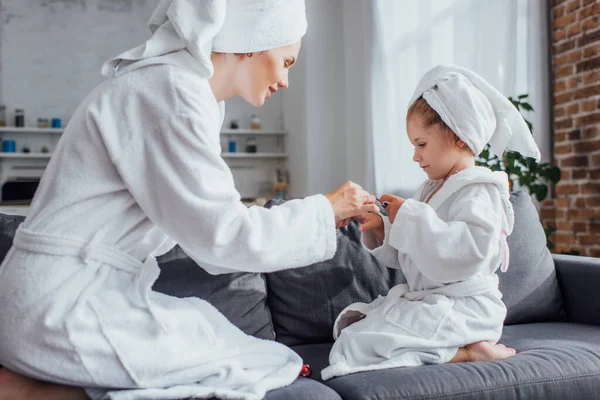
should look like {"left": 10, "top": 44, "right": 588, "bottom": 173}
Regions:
{"left": 154, "top": 246, "right": 275, "bottom": 340}
{"left": 502, "top": 191, "right": 565, "bottom": 324}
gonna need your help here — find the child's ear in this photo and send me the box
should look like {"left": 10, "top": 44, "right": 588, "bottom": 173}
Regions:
{"left": 456, "top": 138, "right": 466, "bottom": 149}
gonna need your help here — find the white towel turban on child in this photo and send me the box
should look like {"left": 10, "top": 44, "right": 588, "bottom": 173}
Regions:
{"left": 102, "top": 0, "right": 307, "bottom": 78}
{"left": 409, "top": 65, "right": 541, "bottom": 161}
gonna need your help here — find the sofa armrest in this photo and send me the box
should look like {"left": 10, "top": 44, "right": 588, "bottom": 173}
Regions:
{"left": 554, "top": 254, "right": 600, "bottom": 326}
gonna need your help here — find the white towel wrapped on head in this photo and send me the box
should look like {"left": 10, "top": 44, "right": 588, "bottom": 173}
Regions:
{"left": 409, "top": 65, "right": 541, "bottom": 161}
{"left": 213, "top": 0, "right": 307, "bottom": 53}
{"left": 102, "top": 0, "right": 307, "bottom": 78}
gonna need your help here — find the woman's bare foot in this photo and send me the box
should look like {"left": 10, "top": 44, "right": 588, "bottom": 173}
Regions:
{"left": 0, "top": 367, "right": 88, "bottom": 400}
{"left": 449, "top": 341, "right": 516, "bottom": 363}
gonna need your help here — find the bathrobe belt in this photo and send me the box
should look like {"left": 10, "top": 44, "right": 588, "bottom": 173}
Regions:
{"left": 13, "top": 225, "right": 143, "bottom": 274}
{"left": 388, "top": 275, "right": 500, "bottom": 301}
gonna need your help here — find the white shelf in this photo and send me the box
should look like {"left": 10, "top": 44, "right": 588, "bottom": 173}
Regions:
{"left": 0, "top": 152, "right": 286, "bottom": 159}
{"left": 0, "top": 152, "right": 52, "bottom": 159}
{"left": 222, "top": 153, "right": 287, "bottom": 159}
{"left": 221, "top": 129, "right": 286, "bottom": 135}
{"left": 0, "top": 128, "right": 286, "bottom": 136}
{"left": 0, "top": 127, "right": 63, "bottom": 134}
{"left": 0, "top": 128, "right": 285, "bottom": 135}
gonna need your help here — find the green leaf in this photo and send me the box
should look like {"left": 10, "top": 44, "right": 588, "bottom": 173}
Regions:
{"left": 505, "top": 152, "right": 517, "bottom": 163}
{"left": 530, "top": 184, "right": 548, "bottom": 202}
{"left": 546, "top": 166, "right": 562, "bottom": 184}
{"left": 521, "top": 103, "right": 534, "bottom": 111}
{"left": 518, "top": 94, "right": 529, "bottom": 99}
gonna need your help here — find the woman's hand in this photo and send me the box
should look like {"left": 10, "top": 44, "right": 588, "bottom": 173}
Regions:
{"left": 335, "top": 218, "right": 353, "bottom": 229}
{"left": 379, "top": 194, "right": 405, "bottom": 223}
{"left": 326, "top": 181, "right": 378, "bottom": 224}
{"left": 355, "top": 213, "right": 384, "bottom": 242}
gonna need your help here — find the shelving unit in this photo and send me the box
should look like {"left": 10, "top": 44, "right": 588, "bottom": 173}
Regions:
{"left": 0, "top": 127, "right": 289, "bottom": 204}
{"left": 219, "top": 129, "right": 288, "bottom": 199}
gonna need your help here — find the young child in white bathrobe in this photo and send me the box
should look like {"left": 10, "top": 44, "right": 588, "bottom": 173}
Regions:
{"left": 321, "top": 65, "right": 542, "bottom": 380}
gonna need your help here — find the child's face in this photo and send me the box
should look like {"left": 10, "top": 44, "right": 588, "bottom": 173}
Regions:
{"left": 407, "top": 115, "right": 465, "bottom": 181}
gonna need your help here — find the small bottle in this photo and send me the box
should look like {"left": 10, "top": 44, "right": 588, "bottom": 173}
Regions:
{"left": 0, "top": 105, "right": 6, "bottom": 127}
{"left": 251, "top": 114, "right": 261, "bottom": 130}
{"left": 245, "top": 136, "right": 257, "bottom": 153}
{"left": 228, "top": 138, "right": 237, "bottom": 153}
{"left": 230, "top": 119, "right": 239, "bottom": 129}
{"left": 15, "top": 109, "right": 25, "bottom": 127}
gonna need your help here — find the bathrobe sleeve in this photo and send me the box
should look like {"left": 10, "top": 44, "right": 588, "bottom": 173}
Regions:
{"left": 361, "top": 216, "right": 401, "bottom": 270}
{"left": 108, "top": 95, "right": 336, "bottom": 274}
{"left": 387, "top": 185, "right": 501, "bottom": 283}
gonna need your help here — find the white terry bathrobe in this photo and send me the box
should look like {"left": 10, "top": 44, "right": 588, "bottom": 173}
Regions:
{"left": 322, "top": 65, "right": 542, "bottom": 380}
{"left": 0, "top": 1, "right": 333, "bottom": 400}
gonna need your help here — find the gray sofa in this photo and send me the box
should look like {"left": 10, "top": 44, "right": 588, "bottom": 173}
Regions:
{"left": 0, "top": 190, "right": 599, "bottom": 399}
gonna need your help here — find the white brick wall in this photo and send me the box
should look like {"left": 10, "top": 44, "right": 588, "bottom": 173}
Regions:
{"left": 0, "top": 0, "right": 283, "bottom": 129}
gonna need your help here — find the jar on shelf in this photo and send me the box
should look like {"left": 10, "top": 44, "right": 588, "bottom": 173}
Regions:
{"left": 37, "top": 118, "right": 50, "bottom": 128}
{"left": 245, "top": 136, "right": 257, "bottom": 153}
{"left": 0, "top": 105, "right": 6, "bottom": 127}
{"left": 15, "top": 109, "right": 25, "bottom": 127}
{"left": 251, "top": 114, "right": 261, "bottom": 130}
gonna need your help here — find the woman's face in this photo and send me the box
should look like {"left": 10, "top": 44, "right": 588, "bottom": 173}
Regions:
{"left": 238, "top": 41, "right": 301, "bottom": 107}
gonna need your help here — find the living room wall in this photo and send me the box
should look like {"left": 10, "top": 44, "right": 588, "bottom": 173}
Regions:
{"left": 543, "top": 0, "right": 600, "bottom": 255}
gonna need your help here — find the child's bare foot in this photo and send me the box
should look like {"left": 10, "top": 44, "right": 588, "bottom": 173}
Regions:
{"left": 449, "top": 341, "right": 516, "bottom": 363}
{"left": 0, "top": 367, "right": 88, "bottom": 400}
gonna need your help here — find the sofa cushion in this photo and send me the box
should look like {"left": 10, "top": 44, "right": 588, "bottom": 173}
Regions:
{"left": 501, "top": 191, "right": 564, "bottom": 325}
{"left": 265, "top": 219, "right": 396, "bottom": 346}
{"left": 0, "top": 213, "right": 274, "bottom": 341}
{"left": 295, "top": 322, "right": 600, "bottom": 400}
{"left": 264, "top": 377, "right": 342, "bottom": 400}
{"left": 154, "top": 246, "right": 275, "bottom": 340}
{"left": 153, "top": 246, "right": 275, "bottom": 340}
{"left": 266, "top": 190, "right": 564, "bottom": 346}
{"left": 0, "top": 213, "right": 24, "bottom": 260}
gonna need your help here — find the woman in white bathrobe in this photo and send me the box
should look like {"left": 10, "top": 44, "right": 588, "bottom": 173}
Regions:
{"left": 0, "top": 1, "right": 379, "bottom": 399}
{"left": 322, "top": 65, "right": 542, "bottom": 380}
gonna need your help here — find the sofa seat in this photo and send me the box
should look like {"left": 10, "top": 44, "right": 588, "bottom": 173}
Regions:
{"left": 263, "top": 377, "right": 341, "bottom": 400}
{"left": 292, "top": 322, "right": 600, "bottom": 400}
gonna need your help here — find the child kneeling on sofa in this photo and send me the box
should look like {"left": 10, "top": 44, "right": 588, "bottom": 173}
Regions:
{"left": 322, "top": 65, "right": 541, "bottom": 380}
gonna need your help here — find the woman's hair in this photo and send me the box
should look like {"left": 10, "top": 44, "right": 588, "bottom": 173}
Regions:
{"left": 407, "top": 96, "right": 462, "bottom": 147}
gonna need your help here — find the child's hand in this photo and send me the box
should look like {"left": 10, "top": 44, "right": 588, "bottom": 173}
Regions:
{"left": 355, "top": 213, "right": 385, "bottom": 243}
{"left": 379, "top": 194, "right": 405, "bottom": 223}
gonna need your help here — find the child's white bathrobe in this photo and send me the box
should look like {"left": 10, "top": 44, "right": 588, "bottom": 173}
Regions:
{"left": 0, "top": 50, "right": 337, "bottom": 400}
{"left": 322, "top": 166, "right": 513, "bottom": 380}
